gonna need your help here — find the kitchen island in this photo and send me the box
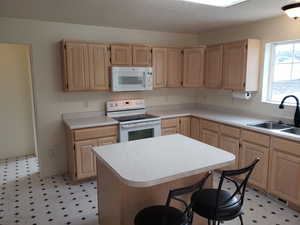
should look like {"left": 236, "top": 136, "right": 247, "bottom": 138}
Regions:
{"left": 93, "top": 134, "right": 235, "bottom": 225}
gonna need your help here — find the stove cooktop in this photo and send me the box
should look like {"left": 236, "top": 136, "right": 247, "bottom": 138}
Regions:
{"left": 113, "top": 114, "right": 158, "bottom": 122}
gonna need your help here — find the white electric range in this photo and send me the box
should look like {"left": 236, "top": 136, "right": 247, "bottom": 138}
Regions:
{"left": 106, "top": 99, "right": 161, "bottom": 142}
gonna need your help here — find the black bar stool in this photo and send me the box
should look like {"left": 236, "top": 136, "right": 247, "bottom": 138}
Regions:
{"left": 191, "top": 158, "right": 260, "bottom": 225}
{"left": 134, "top": 172, "right": 212, "bottom": 225}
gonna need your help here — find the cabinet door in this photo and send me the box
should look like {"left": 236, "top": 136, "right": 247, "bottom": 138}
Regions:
{"left": 239, "top": 141, "right": 269, "bottom": 190}
{"left": 75, "top": 139, "right": 98, "bottom": 179}
{"left": 88, "top": 43, "right": 110, "bottom": 91}
{"left": 132, "top": 45, "right": 152, "bottom": 66}
{"left": 183, "top": 48, "right": 205, "bottom": 88}
{"left": 179, "top": 117, "right": 191, "bottom": 137}
{"left": 202, "top": 129, "right": 219, "bottom": 147}
{"left": 222, "top": 40, "right": 247, "bottom": 91}
{"left": 269, "top": 150, "right": 300, "bottom": 205}
{"left": 64, "top": 41, "right": 89, "bottom": 91}
{"left": 153, "top": 48, "right": 168, "bottom": 88}
{"left": 204, "top": 45, "right": 223, "bottom": 89}
{"left": 167, "top": 48, "right": 183, "bottom": 88}
{"left": 219, "top": 135, "right": 239, "bottom": 170}
{"left": 191, "top": 117, "right": 201, "bottom": 140}
{"left": 111, "top": 44, "right": 132, "bottom": 65}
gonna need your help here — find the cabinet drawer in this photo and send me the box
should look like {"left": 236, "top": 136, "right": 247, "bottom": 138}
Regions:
{"left": 99, "top": 136, "right": 117, "bottom": 146}
{"left": 162, "top": 127, "right": 177, "bottom": 136}
{"left": 220, "top": 124, "right": 240, "bottom": 138}
{"left": 74, "top": 125, "right": 118, "bottom": 141}
{"left": 161, "top": 118, "right": 178, "bottom": 128}
{"left": 201, "top": 119, "right": 219, "bottom": 132}
{"left": 241, "top": 129, "right": 270, "bottom": 147}
{"left": 271, "top": 137, "right": 300, "bottom": 157}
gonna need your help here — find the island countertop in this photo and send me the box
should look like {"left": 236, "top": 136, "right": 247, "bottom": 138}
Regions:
{"left": 93, "top": 134, "right": 235, "bottom": 188}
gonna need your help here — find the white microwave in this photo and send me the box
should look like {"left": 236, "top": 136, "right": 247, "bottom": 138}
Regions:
{"left": 111, "top": 67, "right": 153, "bottom": 92}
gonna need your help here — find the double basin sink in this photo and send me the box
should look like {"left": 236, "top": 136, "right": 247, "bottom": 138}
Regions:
{"left": 248, "top": 121, "right": 300, "bottom": 135}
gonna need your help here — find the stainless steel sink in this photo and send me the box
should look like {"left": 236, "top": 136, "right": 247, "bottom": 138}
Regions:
{"left": 281, "top": 127, "right": 300, "bottom": 135}
{"left": 248, "top": 121, "right": 292, "bottom": 130}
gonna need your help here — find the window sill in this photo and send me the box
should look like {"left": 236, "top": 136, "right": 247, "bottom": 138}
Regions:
{"left": 262, "top": 99, "right": 297, "bottom": 107}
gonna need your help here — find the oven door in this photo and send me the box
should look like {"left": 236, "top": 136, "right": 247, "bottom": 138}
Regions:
{"left": 119, "top": 121, "right": 161, "bottom": 142}
{"left": 111, "top": 67, "right": 152, "bottom": 92}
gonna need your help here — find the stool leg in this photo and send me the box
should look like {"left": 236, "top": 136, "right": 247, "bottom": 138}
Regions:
{"left": 208, "top": 219, "right": 211, "bottom": 225}
{"left": 239, "top": 215, "right": 244, "bottom": 225}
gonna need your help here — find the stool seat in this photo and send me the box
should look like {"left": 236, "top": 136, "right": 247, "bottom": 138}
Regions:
{"left": 191, "top": 189, "right": 241, "bottom": 220}
{"left": 134, "top": 205, "right": 187, "bottom": 225}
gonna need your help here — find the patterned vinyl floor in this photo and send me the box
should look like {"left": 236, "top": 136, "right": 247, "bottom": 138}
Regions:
{"left": 0, "top": 155, "right": 299, "bottom": 225}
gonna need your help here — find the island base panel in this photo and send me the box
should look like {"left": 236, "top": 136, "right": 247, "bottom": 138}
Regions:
{"left": 96, "top": 159, "right": 213, "bottom": 225}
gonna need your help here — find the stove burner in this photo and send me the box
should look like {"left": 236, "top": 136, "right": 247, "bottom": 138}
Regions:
{"left": 113, "top": 114, "right": 158, "bottom": 122}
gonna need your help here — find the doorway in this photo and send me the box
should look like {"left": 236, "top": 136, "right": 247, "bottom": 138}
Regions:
{"left": 0, "top": 43, "right": 37, "bottom": 160}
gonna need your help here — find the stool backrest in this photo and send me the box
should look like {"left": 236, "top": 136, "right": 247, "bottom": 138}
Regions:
{"left": 214, "top": 158, "right": 260, "bottom": 217}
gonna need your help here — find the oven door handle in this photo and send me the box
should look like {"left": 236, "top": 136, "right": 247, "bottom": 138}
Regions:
{"left": 121, "top": 121, "right": 161, "bottom": 129}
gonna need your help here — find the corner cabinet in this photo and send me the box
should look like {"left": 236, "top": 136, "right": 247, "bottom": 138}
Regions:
{"left": 269, "top": 137, "right": 300, "bottom": 206}
{"left": 222, "top": 39, "right": 260, "bottom": 91}
{"left": 66, "top": 125, "right": 117, "bottom": 182}
{"left": 183, "top": 47, "right": 205, "bottom": 88}
{"left": 62, "top": 40, "right": 110, "bottom": 91}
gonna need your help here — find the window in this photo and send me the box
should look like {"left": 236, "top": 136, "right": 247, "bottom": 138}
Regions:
{"left": 263, "top": 40, "right": 300, "bottom": 105}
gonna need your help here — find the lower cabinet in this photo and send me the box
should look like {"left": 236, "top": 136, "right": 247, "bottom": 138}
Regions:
{"left": 219, "top": 135, "right": 240, "bottom": 170}
{"left": 179, "top": 117, "right": 191, "bottom": 137}
{"left": 75, "top": 139, "right": 98, "bottom": 180}
{"left": 239, "top": 141, "right": 269, "bottom": 190}
{"left": 269, "top": 137, "right": 300, "bottom": 205}
{"left": 66, "top": 125, "right": 117, "bottom": 182}
{"left": 191, "top": 117, "right": 201, "bottom": 140}
{"left": 202, "top": 129, "right": 219, "bottom": 147}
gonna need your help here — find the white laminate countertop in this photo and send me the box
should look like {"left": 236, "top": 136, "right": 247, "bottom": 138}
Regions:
{"left": 93, "top": 134, "right": 235, "bottom": 188}
{"left": 62, "top": 105, "right": 300, "bottom": 142}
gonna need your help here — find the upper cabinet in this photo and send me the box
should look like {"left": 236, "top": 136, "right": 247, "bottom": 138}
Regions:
{"left": 62, "top": 40, "right": 110, "bottom": 91}
{"left": 111, "top": 44, "right": 152, "bottom": 66}
{"left": 110, "top": 44, "right": 132, "bottom": 66}
{"left": 153, "top": 47, "right": 168, "bottom": 88}
{"left": 183, "top": 47, "right": 205, "bottom": 88}
{"left": 204, "top": 45, "right": 223, "bottom": 89}
{"left": 167, "top": 48, "right": 183, "bottom": 88}
{"left": 132, "top": 45, "right": 152, "bottom": 66}
{"left": 222, "top": 39, "right": 260, "bottom": 91}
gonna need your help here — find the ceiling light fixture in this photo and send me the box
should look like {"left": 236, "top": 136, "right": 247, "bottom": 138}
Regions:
{"left": 182, "top": 0, "right": 248, "bottom": 7}
{"left": 282, "top": 3, "right": 300, "bottom": 19}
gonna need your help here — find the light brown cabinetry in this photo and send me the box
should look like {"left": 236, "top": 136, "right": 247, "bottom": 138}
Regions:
{"left": 153, "top": 48, "right": 168, "bottom": 88}
{"left": 204, "top": 45, "right": 223, "bottom": 89}
{"left": 132, "top": 45, "right": 152, "bottom": 66}
{"left": 167, "top": 48, "right": 183, "bottom": 88}
{"left": 66, "top": 125, "right": 117, "bottom": 182}
{"left": 183, "top": 48, "right": 205, "bottom": 88}
{"left": 179, "top": 117, "right": 191, "bottom": 137}
{"left": 161, "top": 117, "right": 191, "bottom": 137}
{"left": 110, "top": 44, "right": 132, "bottom": 66}
{"left": 161, "top": 118, "right": 179, "bottom": 136}
{"left": 219, "top": 125, "right": 240, "bottom": 170}
{"left": 62, "top": 40, "right": 110, "bottom": 91}
{"left": 269, "top": 137, "right": 300, "bottom": 205}
{"left": 240, "top": 129, "right": 270, "bottom": 190}
{"left": 222, "top": 39, "right": 260, "bottom": 91}
{"left": 191, "top": 117, "right": 201, "bottom": 141}
{"left": 201, "top": 120, "right": 219, "bottom": 147}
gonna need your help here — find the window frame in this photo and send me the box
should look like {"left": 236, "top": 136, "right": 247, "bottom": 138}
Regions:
{"left": 263, "top": 39, "right": 300, "bottom": 105}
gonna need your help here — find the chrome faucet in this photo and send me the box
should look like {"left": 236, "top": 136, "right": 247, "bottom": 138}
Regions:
{"left": 279, "top": 95, "right": 300, "bottom": 127}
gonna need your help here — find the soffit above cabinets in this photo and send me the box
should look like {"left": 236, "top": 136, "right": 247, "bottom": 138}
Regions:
{"left": 0, "top": 0, "right": 287, "bottom": 33}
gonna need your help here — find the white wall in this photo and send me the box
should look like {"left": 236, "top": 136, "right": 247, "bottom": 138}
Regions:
{"left": 198, "top": 16, "right": 300, "bottom": 120}
{"left": 0, "top": 18, "right": 200, "bottom": 177}
{"left": 0, "top": 44, "right": 35, "bottom": 159}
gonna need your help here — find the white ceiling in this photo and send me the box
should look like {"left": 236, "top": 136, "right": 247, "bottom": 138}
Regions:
{"left": 0, "top": 0, "right": 294, "bottom": 33}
